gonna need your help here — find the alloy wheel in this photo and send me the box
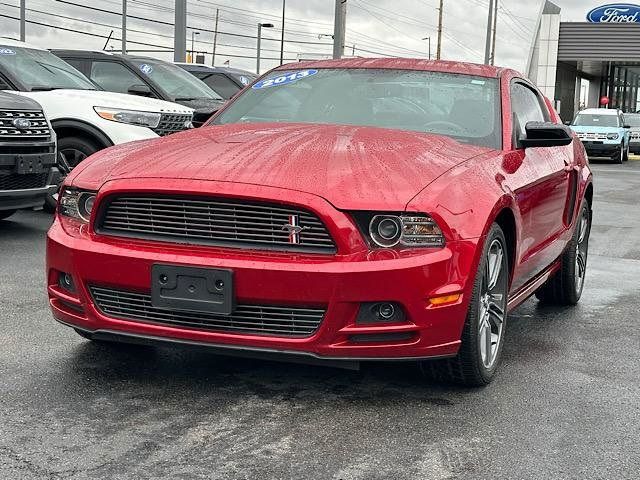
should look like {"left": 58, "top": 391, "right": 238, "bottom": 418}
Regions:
{"left": 58, "top": 148, "right": 87, "bottom": 172}
{"left": 478, "top": 238, "right": 508, "bottom": 369}
{"left": 574, "top": 207, "right": 590, "bottom": 295}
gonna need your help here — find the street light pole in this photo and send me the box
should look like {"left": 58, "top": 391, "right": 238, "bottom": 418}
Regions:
{"left": 257, "top": 23, "right": 274, "bottom": 74}
{"left": 422, "top": 36, "right": 431, "bottom": 59}
{"left": 280, "top": 0, "right": 286, "bottom": 65}
{"left": 191, "top": 31, "right": 199, "bottom": 62}
{"left": 19, "top": 0, "right": 25, "bottom": 41}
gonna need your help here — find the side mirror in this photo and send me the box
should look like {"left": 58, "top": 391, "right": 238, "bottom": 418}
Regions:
{"left": 564, "top": 120, "right": 572, "bottom": 126}
{"left": 127, "top": 84, "right": 152, "bottom": 97}
{"left": 520, "top": 121, "right": 573, "bottom": 148}
{"left": 623, "top": 125, "right": 631, "bottom": 129}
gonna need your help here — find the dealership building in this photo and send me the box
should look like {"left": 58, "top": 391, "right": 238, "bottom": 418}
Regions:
{"left": 527, "top": 1, "right": 640, "bottom": 120}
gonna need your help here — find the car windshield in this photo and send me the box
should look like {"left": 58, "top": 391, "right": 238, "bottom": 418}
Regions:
{"left": 213, "top": 68, "right": 501, "bottom": 148}
{"left": 0, "top": 45, "right": 96, "bottom": 91}
{"left": 624, "top": 114, "right": 640, "bottom": 127}
{"left": 130, "top": 59, "right": 223, "bottom": 100}
{"left": 573, "top": 113, "right": 619, "bottom": 127}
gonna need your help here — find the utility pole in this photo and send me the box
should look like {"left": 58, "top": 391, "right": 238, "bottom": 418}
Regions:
{"left": 121, "top": 0, "right": 127, "bottom": 54}
{"left": 333, "top": 0, "right": 347, "bottom": 59}
{"left": 212, "top": 8, "right": 219, "bottom": 66}
{"left": 174, "top": 0, "right": 187, "bottom": 62}
{"left": 490, "top": 0, "right": 498, "bottom": 65}
{"left": 19, "top": 0, "right": 25, "bottom": 41}
{"left": 280, "top": 0, "right": 286, "bottom": 65}
{"left": 436, "top": 0, "right": 443, "bottom": 60}
{"left": 484, "top": 0, "right": 495, "bottom": 64}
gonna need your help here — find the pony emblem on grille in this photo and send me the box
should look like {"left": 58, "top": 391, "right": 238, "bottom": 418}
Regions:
{"left": 282, "top": 214, "right": 309, "bottom": 244}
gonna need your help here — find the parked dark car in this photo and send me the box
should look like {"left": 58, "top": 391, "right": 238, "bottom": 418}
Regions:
{"left": 51, "top": 50, "right": 225, "bottom": 126}
{"left": 176, "top": 63, "right": 257, "bottom": 99}
{"left": 0, "top": 92, "right": 57, "bottom": 219}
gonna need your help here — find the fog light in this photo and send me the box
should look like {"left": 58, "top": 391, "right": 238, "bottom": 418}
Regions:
{"left": 59, "top": 272, "right": 75, "bottom": 292}
{"left": 356, "top": 302, "right": 405, "bottom": 324}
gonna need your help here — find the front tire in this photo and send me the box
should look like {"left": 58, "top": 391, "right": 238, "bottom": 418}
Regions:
{"left": 623, "top": 142, "right": 629, "bottom": 162}
{"left": 421, "top": 223, "right": 509, "bottom": 387}
{"left": 535, "top": 202, "right": 591, "bottom": 305}
{"left": 44, "top": 136, "right": 100, "bottom": 213}
{"left": 613, "top": 145, "right": 623, "bottom": 164}
{"left": 0, "top": 209, "right": 16, "bottom": 220}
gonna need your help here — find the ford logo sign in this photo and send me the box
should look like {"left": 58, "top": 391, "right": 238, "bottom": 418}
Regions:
{"left": 587, "top": 3, "right": 640, "bottom": 22}
{"left": 12, "top": 118, "right": 32, "bottom": 130}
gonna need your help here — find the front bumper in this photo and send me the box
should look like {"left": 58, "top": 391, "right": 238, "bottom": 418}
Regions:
{"left": 630, "top": 141, "right": 640, "bottom": 154}
{"left": 0, "top": 167, "right": 58, "bottom": 211}
{"left": 580, "top": 141, "right": 620, "bottom": 157}
{"left": 47, "top": 213, "right": 479, "bottom": 362}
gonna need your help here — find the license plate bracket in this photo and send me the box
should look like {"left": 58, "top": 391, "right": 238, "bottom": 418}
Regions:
{"left": 14, "top": 156, "right": 46, "bottom": 175}
{"left": 151, "top": 265, "right": 234, "bottom": 315}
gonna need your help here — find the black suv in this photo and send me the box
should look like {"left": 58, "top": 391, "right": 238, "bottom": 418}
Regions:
{"left": 176, "top": 64, "right": 257, "bottom": 99}
{"left": 0, "top": 92, "right": 57, "bottom": 220}
{"left": 51, "top": 50, "right": 225, "bottom": 127}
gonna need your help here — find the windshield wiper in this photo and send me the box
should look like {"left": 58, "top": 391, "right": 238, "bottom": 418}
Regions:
{"left": 30, "top": 86, "right": 95, "bottom": 91}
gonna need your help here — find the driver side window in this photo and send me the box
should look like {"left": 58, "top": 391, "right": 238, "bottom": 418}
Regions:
{"left": 510, "top": 82, "right": 546, "bottom": 148}
{"left": 90, "top": 61, "right": 152, "bottom": 96}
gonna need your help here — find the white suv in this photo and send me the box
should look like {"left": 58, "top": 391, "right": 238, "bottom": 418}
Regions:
{"left": 0, "top": 39, "right": 193, "bottom": 174}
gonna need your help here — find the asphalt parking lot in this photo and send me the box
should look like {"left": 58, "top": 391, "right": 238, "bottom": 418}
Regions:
{"left": 1, "top": 160, "right": 639, "bottom": 480}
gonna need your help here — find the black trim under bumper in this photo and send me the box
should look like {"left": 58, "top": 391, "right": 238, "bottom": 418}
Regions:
{"left": 630, "top": 142, "right": 640, "bottom": 154}
{"left": 582, "top": 142, "right": 619, "bottom": 157}
{"left": 0, "top": 167, "right": 59, "bottom": 211}
{"left": 55, "top": 319, "right": 455, "bottom": 370}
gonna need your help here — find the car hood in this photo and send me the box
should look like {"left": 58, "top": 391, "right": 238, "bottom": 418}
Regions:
{"left": 570, "top": 125, "right": 621, "bottom": 133}
{"left": 72, "top": 123, "right": 493, "bottom": 210}
{"left": 13, "top": 89, "right": 193, "bottom": 114}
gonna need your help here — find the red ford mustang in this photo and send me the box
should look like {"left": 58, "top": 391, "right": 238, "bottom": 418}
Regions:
{"left": 47, "top": 59, "right": 592, "bottom": 386}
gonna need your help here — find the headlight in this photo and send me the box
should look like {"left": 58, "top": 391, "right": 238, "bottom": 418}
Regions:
{"left": 59, "top": 188, "right": 97, "bottom": 223}
{"left": 94, "top": 107, "right": 161, "bottom": 128}
{"left": 365, "top": 213, "right": 445, "bottom": 248}
{"left": 607, "top": 133, "right": 619, "bottom": 140}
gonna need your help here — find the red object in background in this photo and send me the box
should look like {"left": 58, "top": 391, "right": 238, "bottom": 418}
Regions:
{"left": 46, "top": 58, "right": 593, "bottom": 382}
{"left": 600, "top": 96, "right": 610, "bottom": 106}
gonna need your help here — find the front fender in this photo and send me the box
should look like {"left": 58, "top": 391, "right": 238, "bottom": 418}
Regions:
{"left": 405, "top": 152, "right": 519, "bottom": 242}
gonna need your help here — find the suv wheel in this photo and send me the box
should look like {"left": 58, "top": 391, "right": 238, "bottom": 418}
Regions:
{"left": 421, "top": 223, "right": 509, "bottom": 387}
{"left": 45, "top": 136, "right": 100, "bottom": 212}
{"left": 614, "top": 145, "right": 624, "bottom": 164}
{"left": 623, "top": 142, "right": 630, "bottom": 162}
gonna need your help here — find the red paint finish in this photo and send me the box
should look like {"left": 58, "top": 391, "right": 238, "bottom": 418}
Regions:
{"left": 48, "top": 59, "right": 592, "bottom": 361}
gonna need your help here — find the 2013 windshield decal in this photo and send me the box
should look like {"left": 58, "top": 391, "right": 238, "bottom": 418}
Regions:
{"left": 252, "top": 69, "right": 318, "bottom": 89}
{"left": 587, "top": 3, "right": 640, "bottom": 22}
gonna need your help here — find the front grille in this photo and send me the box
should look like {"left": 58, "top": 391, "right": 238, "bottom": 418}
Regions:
{"left": 97, "top": 195, "right": 337, "bottom": 253}
{"left": 153, "top": 113, "right": 192, "bottom": 136}
{"left": 0, "top": 110, "right": 50, "bottom": 140}
{"left": 90, "top": 286, "right": 325, "bottom": 337}
{"left": 0, "top": 172, "right": 48, "bottom": 190}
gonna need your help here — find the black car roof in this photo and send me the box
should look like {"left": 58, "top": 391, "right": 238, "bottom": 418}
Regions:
{"left": 178, "top": 64, "right": 256, "bottom": 76}
{"left": 0, "top": 91, "right": 43, "bottom": 110}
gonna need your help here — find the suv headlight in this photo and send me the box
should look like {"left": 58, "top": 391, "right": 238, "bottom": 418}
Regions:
{"left": 607, "top": 133, "right": 619, "bottom": 140}
{"left": 59, "top": 187, "right": 96, "bottom": 223}
{"left": 94, "top": 107, "right": 161, "bottom": 128}
{"left": 354, "top": 213, "right": 445, "bottom": 248}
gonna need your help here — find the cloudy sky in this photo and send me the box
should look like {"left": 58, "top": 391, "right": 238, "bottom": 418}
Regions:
{"left": 0, "top": 0, "right": 616, "bottom": 74}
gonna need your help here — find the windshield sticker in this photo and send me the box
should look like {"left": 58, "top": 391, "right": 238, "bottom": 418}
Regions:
{"left": 239, "top": 76, "right": 249, "bottom": 85}
{"left": 252, "top": 69, "right": 318, "bottom": 89}
{"left": 471, "top": 79, "right": 485, "bottom": 85}
{"left": 0, "top": 48, "right": 16, "bottom": 55}
{"left": 139, "top": 64, "right": 153, "bottom": 75}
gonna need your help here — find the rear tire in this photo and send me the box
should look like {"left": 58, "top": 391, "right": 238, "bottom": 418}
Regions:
{"left": 0, "top": 209, "right": 16, "bottom": 220}
{"left": 535, "top": 202, "right": 591, "bottom": 305}
{"left": 421, "top": 223, "right": 509, "bottom": 387}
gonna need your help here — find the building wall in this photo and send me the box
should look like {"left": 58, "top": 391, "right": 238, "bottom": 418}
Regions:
{"left": 527, "top": 1, "right": 561, "bottom": 99}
